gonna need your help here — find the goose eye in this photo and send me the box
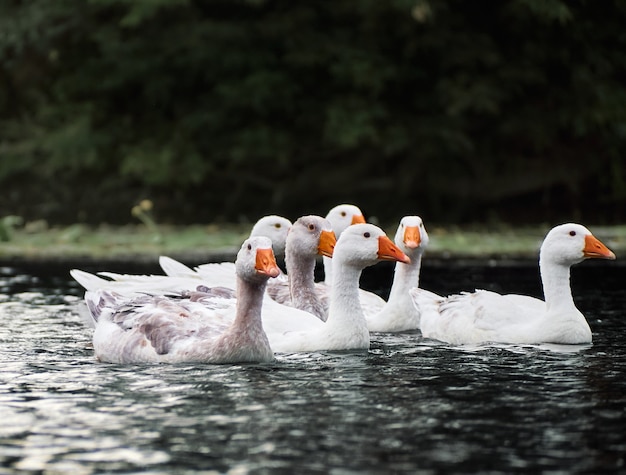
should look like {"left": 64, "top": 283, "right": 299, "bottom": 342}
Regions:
{"left": 569, "top": 231, "right": 576, "bottom": 237}
{"left": 341, "top": 211, "right": 346, "bottom": 217}
{"left": 364, "top": 232, "right": 371, "bottom": 238}
{"left": 308, "top": 224, "right": 315, "bottom": 231}
{"left": 274, "top": 224, "right": 281, "bottom": 229}
{"left": 247, "top": 244, "right": 252, "bottom": 250}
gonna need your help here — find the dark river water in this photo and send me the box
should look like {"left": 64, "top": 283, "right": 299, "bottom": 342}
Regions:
{"left": 0, "top": 259, "right": 625, "bottom": 474}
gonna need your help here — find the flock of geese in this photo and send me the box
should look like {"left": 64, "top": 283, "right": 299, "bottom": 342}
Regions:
{"left": 71, "top": 204, "right": 616, "bottom": 364}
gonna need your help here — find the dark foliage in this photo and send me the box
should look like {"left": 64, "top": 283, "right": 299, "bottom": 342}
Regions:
{"left": 1, "top": 0, "right": 625, "bottom": 225}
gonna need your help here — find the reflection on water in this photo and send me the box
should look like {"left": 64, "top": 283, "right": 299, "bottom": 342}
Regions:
{"left": 0, "top": 263, "right": 625, "bottom": 474}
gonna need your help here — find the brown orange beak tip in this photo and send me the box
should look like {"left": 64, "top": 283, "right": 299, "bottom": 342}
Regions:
{"left": 397, "top": 252, "right": 411, "bottom": 264}
{"left": 318, "top": 229, "right": 337, "bottom": 258}
{"left": 403, "top": 226, "right": 421, "bottom": 249}
{"left": 255, "top": 248, "right": 281, "bottom": 277}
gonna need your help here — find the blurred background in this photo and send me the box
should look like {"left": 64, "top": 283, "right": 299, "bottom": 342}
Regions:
{"left": 1, "top": 0, "right": 625, "bottom": 227}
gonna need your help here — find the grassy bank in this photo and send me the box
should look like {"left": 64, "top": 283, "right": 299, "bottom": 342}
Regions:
{"left": 1, "top": 221, "right": 624, "bottom": 264}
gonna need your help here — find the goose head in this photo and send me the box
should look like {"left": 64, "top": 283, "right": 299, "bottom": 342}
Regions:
{"left": 249, "top": 215, "right": 292, "bottom": 257}
{"left": 394, "top": 215, "right": 429, "bottom": 256}
{"left": 325, "top": 204, "right": 366, "bottom": 238}
{"left": 287, "top": 215, "right": 336, "bottom": 260}
{"left": 236, "top": 236, "right": 281, "bottom": 284}
{"left": 334, "top": 223, "right": 411, "bottom": 268}
{"left": 539, "top": 223, "right": 615, "bottom": 267}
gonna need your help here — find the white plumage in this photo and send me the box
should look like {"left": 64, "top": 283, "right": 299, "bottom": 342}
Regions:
{"left": 410, "top": 223, "right": 615, "bottom": 345}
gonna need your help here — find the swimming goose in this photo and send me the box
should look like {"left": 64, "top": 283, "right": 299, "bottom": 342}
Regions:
{"left": 266, "top": 223, "right": 410, "bottom": 353}
{"left": 81, "top": 236, "right": 280, "bottom": 364}
{"left": 410, "top": 223, "right": 615, "bottom": 345}
{"left": 367, "top": 216, "right": 429, "bottom": 332}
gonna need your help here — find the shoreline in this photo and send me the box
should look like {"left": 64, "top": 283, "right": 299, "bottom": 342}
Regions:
{"left": 1, "top": 223, "right": 623, "bottom": 272}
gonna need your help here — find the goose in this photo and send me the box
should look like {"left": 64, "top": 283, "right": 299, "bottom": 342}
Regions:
{"left": 264, "top": 216, "right": 336, "bottom": 320}
{"left": 322, "top": 204, "right": 366, "bottom": 285}
{"left": 366, "top": 216, "right": 429, "bottom": 332}
{"left": 250, "top": 215, "right": 292, "bottom": 258}
{"left": 265, "top": 223, "right": 410, "bottom": 353}
{"left": 80, "top": 236, "right": 281, "bottom": 364}
{"left": 409, "top": 223, "right": 615, "bottom": 345}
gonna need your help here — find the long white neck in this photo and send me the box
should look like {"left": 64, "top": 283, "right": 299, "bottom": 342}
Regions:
{"left": 537, "top": 254, "right": 592, "bottom": 344}
{"left": 328, "top": 258, "right": 366, "bottom": 330}
{"left": 387, "top": 250, "right": 423, "bottom": 303}
{"left": 366, "top": 250, "right": 423, "bottom": 332}
{"left": 539, "top": 256, "right": 577, "bottom": 314}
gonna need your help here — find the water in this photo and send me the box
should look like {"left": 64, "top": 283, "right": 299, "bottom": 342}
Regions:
{"left": 1, "top": 261, "right": 625, "bottom": 474}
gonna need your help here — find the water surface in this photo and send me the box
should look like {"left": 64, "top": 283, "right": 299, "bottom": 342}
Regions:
{"left": 0, "top": 262, "right": 624, "bottom": 474}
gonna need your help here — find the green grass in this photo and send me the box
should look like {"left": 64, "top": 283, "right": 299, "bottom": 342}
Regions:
{"left": 1, "top": 221, "right": 624, "bottom": 263}
{"left": 0, "top": 223, "right": 245, "bottom": 261}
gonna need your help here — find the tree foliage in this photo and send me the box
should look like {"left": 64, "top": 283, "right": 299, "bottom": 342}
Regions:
{"left": 1, "top": 0, "right": 625, "bottom": 225}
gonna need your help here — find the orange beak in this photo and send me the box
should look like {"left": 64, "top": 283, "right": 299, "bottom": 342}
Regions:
{"left": 255, "top": 248, "right": 281, "bottom": 277}
{"left": 351, "top": 214, "right": 366, "bottom": 225}
{"left": 318, "top": 229, "right": 337, "bottom": 257}
{"left": 378, "top": 235, "right": 411, "bottom": 264}
{"left": 403, "top": 226, "right": 421, "bottom": 249}
{"left": 583, "top": 234, "right": 616, "bottom": 260}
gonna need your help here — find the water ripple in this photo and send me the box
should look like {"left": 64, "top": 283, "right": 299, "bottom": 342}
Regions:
{"left": 0, "top": 269, "right": 625, "bottom": 473}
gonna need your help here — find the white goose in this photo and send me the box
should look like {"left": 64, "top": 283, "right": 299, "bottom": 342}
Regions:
{"left": 266, "top": 223, "right": 410, "bottom": 353}
{"left": 81, "top": 236, "right": 281, "bottom": 364}
{"left": 410, "top": 223, "right": 615, "bottom": 345}
{"left": 322, "top": 204, "right": 366, "bottom": 285}
{"left": 366, "top": 216, "right": 429, "bottom": 332}
{"left": 250, "top": 215, "right": 292, "bottom": 258}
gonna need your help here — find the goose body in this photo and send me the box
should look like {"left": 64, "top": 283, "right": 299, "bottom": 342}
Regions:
{"left": 77, "top": 237, "right": 280, "bottom": 364}
{"left": 367, "top": 216, "right": 428, "bottom": 332}
{"left": 410, "top": 223, "right": 615, "bottom": 345}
